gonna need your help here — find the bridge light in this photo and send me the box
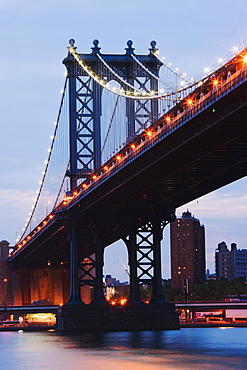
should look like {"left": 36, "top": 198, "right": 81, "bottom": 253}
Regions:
{"left": 218, "top": 58, "right": 223, "bottom": 64}
{"left": 103, "top": 166, "right": 109, "bottom": 171}
{"left": 243, "top": 55, "right": 247, "bottom": 64}
{"left": 187, "top": 99, "right": 193, "bottom": 106}
{"left": 130, "top": 144, "right": 135, "bottom": 149}
{"left": 213, "top": 80, "right": 219, "bottom": 86}
{"left": 116, "top": 155, "right": 121, "bottom": 160}
{"left": 166, "top": 117, "right": 171, "bottom": 122}
{"left": 146, "top": 131, "right": 152, "bottom": 137}
{"left": 204, "top": 67, "right": 210, "bottom": 74}
{"left": 82, "top": 183, "right": 87, "bottom": 188}
{"left": 92, "top": 175, "right": 97, "bottom": 180}
{"left": 49, "top": 214, "right": 53, "bottom": 219}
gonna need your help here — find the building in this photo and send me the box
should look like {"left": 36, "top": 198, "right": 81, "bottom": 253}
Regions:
{"left": 215, "top": 241, "right": 247, "bottom": 281}
{"left": 0, "top": 240, "right": 13, "bottom": 306}
{"left": 170, "top": 210, "right": 206, "bottom": 289}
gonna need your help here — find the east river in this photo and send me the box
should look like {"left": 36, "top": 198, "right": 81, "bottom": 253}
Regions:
{"left": 1, "top": 327, "right": 247, "bottom": 369}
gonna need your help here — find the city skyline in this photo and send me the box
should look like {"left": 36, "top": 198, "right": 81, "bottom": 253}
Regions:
{"left": 0, "top": 0, "right": 246, "bottom": 281}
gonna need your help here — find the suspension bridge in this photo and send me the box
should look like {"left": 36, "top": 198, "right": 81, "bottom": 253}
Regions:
{"left": 7, "top": 39, "right": 247, "bottom": 331}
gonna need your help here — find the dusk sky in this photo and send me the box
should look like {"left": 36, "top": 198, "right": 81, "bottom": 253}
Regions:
{"left": 0, "top": 0, "right": 246, "bottom": 281}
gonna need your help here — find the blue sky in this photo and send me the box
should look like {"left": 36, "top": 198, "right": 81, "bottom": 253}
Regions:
{"left": 0, "top": 0, "right": 246, "bottom": 280}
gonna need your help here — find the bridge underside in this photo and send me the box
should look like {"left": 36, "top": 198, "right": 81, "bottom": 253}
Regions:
{"left": 10, "top": 79, "right": 247, "bottom": 267}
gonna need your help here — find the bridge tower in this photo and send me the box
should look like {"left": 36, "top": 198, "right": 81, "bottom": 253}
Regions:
{"left": 63, "top": 39, "right": 162, "bottom": 190}
{"left": 56, "top": 40, "right": 179, "bottom": 330}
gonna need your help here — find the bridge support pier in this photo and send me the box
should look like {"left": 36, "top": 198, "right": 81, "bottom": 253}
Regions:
{"left": 56, "top": 213, "right": 179, "bottom": 331}
{"left": 123, "top": 218, "right": 172, "bottom": 305}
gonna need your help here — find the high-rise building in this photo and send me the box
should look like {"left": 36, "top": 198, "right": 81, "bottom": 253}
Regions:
{"left": 215, "top": 242, "right": 247, "bottom": 281}
{"left": 170, "top": 210, "right": 206, "bottom": 288}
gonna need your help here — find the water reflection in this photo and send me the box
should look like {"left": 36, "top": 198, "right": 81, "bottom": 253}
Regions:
{"left": 0, "top": 328, "right": 247, "bottom": 369}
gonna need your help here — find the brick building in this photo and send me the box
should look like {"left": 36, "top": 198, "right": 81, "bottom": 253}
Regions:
{"left": 170, "top": 210, "right": 206, "bottom": 289}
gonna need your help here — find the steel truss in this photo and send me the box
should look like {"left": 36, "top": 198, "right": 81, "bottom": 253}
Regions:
{"left": 63, "top": 40, "right": 162, "bottom": 190}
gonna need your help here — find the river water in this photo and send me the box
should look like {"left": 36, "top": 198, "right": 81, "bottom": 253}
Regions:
{"left": 1, "top": 327, "right": 247, "bottom": 369}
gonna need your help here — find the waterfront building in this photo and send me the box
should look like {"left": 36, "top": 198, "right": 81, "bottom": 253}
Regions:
{"left": 215, "top": 242, "right": 247, "bottom": 281}
{"left": 170, "top": 210, "right": 206, "bottom": 289}
{"left": 0, "top": 240, "right": 13, "bottom": 305}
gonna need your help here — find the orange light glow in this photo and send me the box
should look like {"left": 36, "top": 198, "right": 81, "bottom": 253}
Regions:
{"left": 130, "top": 144, "right": 135, "bottom": 149}
{"left": 116, "top": 155, "right": 121, "bottom": 160}
{"left": 147, "top": 131, "right": 152, "bottom": 137}
{"left": 73, "top": 191, "right": 77, "bottom": 196}
{"left": 120, "top": 299, "right": 127, "bottom": 306}
{"left": 43, "top": 221, "right": 47, "bottom": 225}
{"left": 213, "top": 80, "right": 219, "bottom": 86}
{"left": 103, "top": 166, "right": 109, "bottom": 170}
{"left": 111, "top": 301, "right": 116, "bottom": 305}
{"left": 3, "top": 278, "right": 8, "bottom": 282}
{"left": 243, "top": 55, "right": 247, "bottom": 64}
{"left": 82, "top": 184, "right": 87, "bottom": 188}
{"left": 187, "top": 99, "right": 193, "bottom": 106}
{"left": 92, "top": 175, "right": 97, "bottom": 180}
{"left": 37, "top": 226, "right": 41, "bottom": 230}
{"left": 166, "top": 117, "right": 171, "bottom": 122}
{"left": 49, "top": 215, "right": 53, "bottom": 219}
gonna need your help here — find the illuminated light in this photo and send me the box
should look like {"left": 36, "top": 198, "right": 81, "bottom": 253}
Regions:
{"left": 150, "top": 91, "right": 155, "bottom": 95}
{"left": 187, "top": 99, "right": 193, "bottom": 106}
{"left": 82, "top": 184, "right": 87, "bottom": 188}
{"left": 3, "top": 278, "right": 8, "bottom": 282}
{"left": 134, "top": 91, "right": 138, "bottom": 96}
{"left": 43, "top": 221, "right": 47, "bottom": 225}
{"left": 54, "top": 122, "right": 58, "bottom": 126}
{"left": 37, "top": 227, "right": 41, "bottom": 230}
{"left": 232, "top": 46, "right": 238, "bottom": 53}
{"left": 146, "top": 131, "right": 152, "bottom": 137}
{"left": 59, "top": 303, "right": 63, "bottom": 306}
{"left": 166, "top": 117, "right": 171, "bottom": 122}
{"left": 198, "top": 81, "right": 203, "bottom": 86}
{"left": 60, "top": 90, "right": 64, "bottom": 94}
{"left": 204, "top": 67, "right": 210, "bottom": 73}
{"left": 73, "top": 191, "right": 77, "bottom": 196}
{"left": 126, "top": 91, "right": 130, "bottom": 95}
{"left": 47, "top": 329, "right": 55, "bottom": 332}
{"left": 116, "top": 155, "right": 121, "bottom": 160}
{"left": 130, "top": 144, "right": 135, "bottom": 149}
{"left": 47, "top": 148, "right": 51, "bottom": 152}
{"left": 243, "top": 55, "right": 247, "bottom": 64}
{"left": 218, "top": 58, "right": 223, "bottom": 64}
{"left": 92, "top": 175, "right": 97, "bottom": 180}
{"left": 111, "top": 301, "right": 116, "bottom": 305}
{"left": 60, "top": 262, "right": 64, "bottom": 265}
{"left": 142, "top": 91, "right": 146, "bottom": 96}
{"left": 120, "top": 299, "right": 127, "bottom": 306}
{"left": 44, "top": 160, "right": 48, "bottom": 165}
{"left": 103, "top": 166, "right": 109, "bottom": 171}
{"left": 27, "top": 236, "right": 31, "bottom": 240}
{"left": 159, "top": 89, "right": 164, "bottom": 93}
{"left": 49, "top": 215, "right": 53, "bottom": 219}
{"left": 47, "top": 260, "right": 51, "bottom": 266}
{"left": 213, "top": 80, "right": 219, "bottom": 86}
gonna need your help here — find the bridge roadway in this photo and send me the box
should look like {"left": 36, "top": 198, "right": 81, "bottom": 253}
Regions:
{"left": 9, "top": 55, "right": 247, "bottom": 267}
